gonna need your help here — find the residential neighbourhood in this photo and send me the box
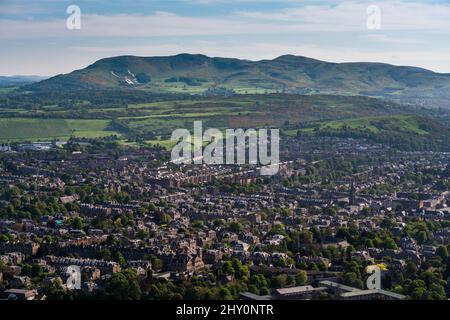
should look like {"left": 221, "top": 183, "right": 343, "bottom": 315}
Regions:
{"left": 0, "top": 135, "right": 449, "bottom": 300}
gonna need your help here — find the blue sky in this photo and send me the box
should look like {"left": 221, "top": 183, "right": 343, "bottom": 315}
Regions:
{"left": 1, "top": 0, "right": 450, "bottom": 75}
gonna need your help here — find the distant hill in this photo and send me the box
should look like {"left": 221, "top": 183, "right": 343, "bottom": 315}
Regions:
{"left": 24, "top": 54, "right": 450, "bottom": 108}
{"left": 0, "top": 75, "right": 48, "bottom": 88}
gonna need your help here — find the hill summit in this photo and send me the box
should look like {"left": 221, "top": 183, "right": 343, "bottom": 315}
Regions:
{"left": 25, "top": 54, "right": 450, "bottom": 108}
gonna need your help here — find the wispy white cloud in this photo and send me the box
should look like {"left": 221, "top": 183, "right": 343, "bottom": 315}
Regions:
{"left": 1, "top": 0, "right": 450, "bottom": 74}
{"left": 237, "top": 1, "right": 450, "bottom": 31}
{"left": 363, "top": 34, "right": 420, "bottom": 44}
{"left": 2, "top": 1, "right": 450, "bottom": 40}
{"left": 0, "top": 3, "right": 48, "bottom": 15}
{"left": 0, "top": 12, "right": 271, "bottom": 39}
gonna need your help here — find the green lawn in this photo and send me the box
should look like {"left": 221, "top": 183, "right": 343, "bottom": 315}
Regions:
{"left": 0, "top": 118, "right": 121, "bottom": 142}
{"left": 146, "top": 139, "right": 177, "bottom": 150}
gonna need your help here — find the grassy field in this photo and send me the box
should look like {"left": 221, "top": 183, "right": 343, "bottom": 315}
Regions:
{"left": 146, "top": 136, "right": 210, "bottom": 150}
{"left": 284, "top": 116, "right": 424, "bottom": 137}
{"left": 0, "top": 118, "right": 121, "bottom": 142}
{"left": 0, "top": 87, "right": 17, "bottom": 94}
{"left": 315, "top": 115, "right": 430, "bottom": 135}
{"left": 146, "top": 139, "right": 177, "bottom": 150}
{"left": 1, "top": 93, "right": 447, "bottom": 150}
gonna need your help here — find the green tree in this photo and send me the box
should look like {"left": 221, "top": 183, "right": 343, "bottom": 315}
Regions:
{"left": 417, "top": 231, "right": 428, "bottom": 244}
{"left": 436, "top": 246, "right": 449, "bottom": 261}
{"left": 232, "top": 259, "right": 249, "bottom": 280}
{"left": 296, "top": 270, "right": 308, "bottom": 285}
{"left": 71, "top": 217, "right": 84, "bottom": 230}
{"left": 271, "top": 274, "right": 288, "bottom": 288}
{"left": 112, "top": 251, "right": 126, "bottom": 267}
{"left": 106, "top": 269, "right": 141, "bottom": 300}
{"left": 222, "top": 261, "right": 235, "bottom": 276}
{"left": 31, "top": 264, "right": 43, "bottom": 278}
{"left": 228, "top": 222, "right": 243, "bottom": 233}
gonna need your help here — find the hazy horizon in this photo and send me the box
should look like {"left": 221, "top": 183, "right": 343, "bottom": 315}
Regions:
{"left": 2, "top": 52, "right": 450, "bottom": 78}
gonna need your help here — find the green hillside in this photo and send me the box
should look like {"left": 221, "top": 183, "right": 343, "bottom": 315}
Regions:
{"left": 294, "top": 115, "right": 450, "bottom": 151}
{"left": 24, "top": 54, "right": 450, "bottom": 108}
{"left": 0, "top": 94, "right": 413, "bottom": 142}
{"left": 0, "top": 93, "right": 449, "bottom": 151}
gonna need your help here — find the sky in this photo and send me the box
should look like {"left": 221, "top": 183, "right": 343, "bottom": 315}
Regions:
{"left": 0, "top": 0, "right": 450, "bottom": 76}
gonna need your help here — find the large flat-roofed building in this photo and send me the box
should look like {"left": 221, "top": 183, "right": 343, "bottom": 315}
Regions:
{"left": 1, "top": 289, "right": 38, "bottom": 300}
{"left": 239, "top": 292, "right": 273, "bottom": 301}
{"left": 275, "top": 285, "right": 328, "bottom": 300}
{"left": 319, "top": 280, "right": 406, "bottom": 300}
{"left": 319, "top": 280, "right": 360, "bottom": 295}
{"left": 340, "top": 289, "right": 406, "bottom": 300}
